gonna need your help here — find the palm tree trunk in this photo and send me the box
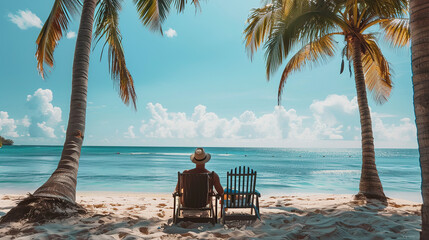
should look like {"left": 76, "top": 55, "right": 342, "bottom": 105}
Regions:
{"left": 350, "top": 37, "right": 386, "bottom": 201}
{"left": 410, "top": 0, "right": 429, "bottom": 238}
{"left": 0, "top": 0, "right": 97, "bottom": 223}
{"left": 32, "top": 0, "right": 97, "bottom": 203}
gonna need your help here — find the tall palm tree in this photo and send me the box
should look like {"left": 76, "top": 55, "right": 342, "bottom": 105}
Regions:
{"left": 244, "top": 0, "right": 409, "bottom": 201}
{"left": 1, "top": 0, "right": 199, "bottom": 223}
{"left": 410, "top": 0, "right": 429, "bottom": 238}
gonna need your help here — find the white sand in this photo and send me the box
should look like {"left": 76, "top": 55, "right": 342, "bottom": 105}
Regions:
{"left": 0, "top": 192, "right": 422, "bottom": 239}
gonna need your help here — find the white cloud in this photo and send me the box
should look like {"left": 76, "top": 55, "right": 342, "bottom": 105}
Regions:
{"left": 26, "top": 88, "right": 62, "bottom": 138}
{"left": 373, "top": 117, "right": 417, "bottom": 142}
{"left": 139, "top": 103, "right": 307, "bottom": 140}
{"left": 165, "top": 28, "right": 177, "bottom": 38}
{"left": 310, "top": 95, "right": 358, "bottom": 115}
{"left": 8, "top": 10, "right": 42, "bottom": 30}
{"left": 35, "top": 122, "right": 56, "bottom": 138}
{"left": 134, "top": 95, "right": 417, "bottom": 148}
{"left": 20, "top": 115, "right": 31, "bottom": 127}
{"left": 310, "top": 94, "right": 358, "bottom": 140}
{"left": 125, "top": 125, "right": 136, "bottom": 138}
{"left": 0, "top": 111, "right": 19, "bottom": 138}
{"left": 66, "top": 31, "right": 76, "bottom": 39}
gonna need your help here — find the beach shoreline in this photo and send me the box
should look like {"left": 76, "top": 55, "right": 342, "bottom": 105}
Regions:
{"left": 0, "top": 192, "right": 422, "bottom": 239}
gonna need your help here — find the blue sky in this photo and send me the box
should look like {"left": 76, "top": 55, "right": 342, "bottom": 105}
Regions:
{"left": 0, "top": 0, "right": 417, "bottom": 148}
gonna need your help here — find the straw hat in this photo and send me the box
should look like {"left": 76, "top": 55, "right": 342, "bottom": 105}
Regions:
{"left": 190, "top": 148, "right": 211, "bottom": 165}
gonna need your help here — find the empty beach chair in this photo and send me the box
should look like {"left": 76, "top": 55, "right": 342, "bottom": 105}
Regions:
{"left": 221, "top": 166, "right": 261, "bottom": 224}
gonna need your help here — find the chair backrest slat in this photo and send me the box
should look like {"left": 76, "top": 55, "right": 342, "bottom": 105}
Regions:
{"left": 250, "top": 169, "right": 254, "bottom": 206}
{"left": 246, "top": 167, "right": 250, "bottom": 199}
{"left": 234, "top": 167, "right": 237, "bottom": 208}
{"left": 238, "top": 166, "right": 242, "bottom": 207}
{"left": 241, "top": 166, "right": 245, "bottom": 207}
{"left": 252, "top": 171, "right": 256, "bottom": 205}
{"left": 226, "top": 171, "right": 229, "bottom": 208}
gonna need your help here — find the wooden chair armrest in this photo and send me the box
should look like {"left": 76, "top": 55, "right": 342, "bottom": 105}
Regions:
{"left": 172, "top": 192, "right": 180, "bottom": 197}
{"left": 255, "top": 190, "right": 261, "bottom": 197}
{"left": 209, "top": 192, "right": 221, "bottom": 199}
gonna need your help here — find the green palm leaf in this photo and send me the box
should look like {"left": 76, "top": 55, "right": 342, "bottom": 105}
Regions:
{"left": 264, "top": 3, "right": 341, "bottom": 79}
{"left": 362, "top": 34, "right": 393, "bottom": 104}
{"left": 36, "top": 0, "right": 81, "bottom": 78}
{"left": 381, "top": 18, "right": 410, "bottom": 47}
{"left": 95, "top": 0, "right": 137, "bottom": 108}
{"left": 244, "top": 3, "right": 279, "bottom": 59}
{"left": 134, "top": 0, "right": 199, "bottom": 33}
{"left": 277, "top": 34, "right": 338, "bottom": 104}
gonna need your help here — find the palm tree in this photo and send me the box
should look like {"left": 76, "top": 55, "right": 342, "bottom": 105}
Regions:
{"left": 244, "top": 0, "right": 409, "bottom": 201}
{"left": 409, "top": 0, "right": 429, "bottom": 238}
{"left": 1, "top": 0, "right": 199, "bottom": 223}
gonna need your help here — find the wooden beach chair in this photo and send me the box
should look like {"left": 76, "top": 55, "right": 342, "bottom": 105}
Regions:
{"left": 172, "top": 172, "right": 219, "bottom": 224}
{"left": 221, "top": 166, "right": 261, "bottom": 224}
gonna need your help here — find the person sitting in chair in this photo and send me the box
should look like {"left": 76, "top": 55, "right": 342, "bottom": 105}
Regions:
{"left": 176, "top": 148, "right": 224, "bottom": 203}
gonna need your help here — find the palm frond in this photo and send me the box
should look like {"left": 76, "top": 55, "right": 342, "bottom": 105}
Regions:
{"left": 95, "top": 0, "right": 137, "bottom": 108}
{"left": 362, "top": 34, "right": 392, "bottom": 104}
{"left": 134, "top": 0, "right": 173, "bottom": 33}
{"left": 282, "top": 0, "right": 296, "bottom": 17}
{"left": 277, "top": 34, "right": 337, "bottom": 104}
{"left": 381, "top": 18, "right": 410, "bottom": 47}
{"left": 173, "top": 0, "right": 200, "bottom": 13}
{"left": 244, "top": 3, "right": 279, "bottom": 59}
{"left": 36, "top": 0, "right": 81, "bottom": 78}
{"left": 358, "top": 0, "right": 407, "bottom": 18}
{"left": 264, "top": 3, "right": 342, "bottom": 79}
{"left": 134, "top": 0, "right": 199, "bottom": 33}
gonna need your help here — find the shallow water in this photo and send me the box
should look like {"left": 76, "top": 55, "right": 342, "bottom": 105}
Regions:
{"left": 0, "top": 146, "right": 421, "bottom": 201}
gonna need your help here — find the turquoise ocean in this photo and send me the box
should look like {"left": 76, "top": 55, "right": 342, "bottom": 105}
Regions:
{"left": 0, "top": 146, "right": 422, "bottom": 202}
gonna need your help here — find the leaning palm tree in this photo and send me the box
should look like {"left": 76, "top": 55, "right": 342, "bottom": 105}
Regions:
{"left": 1, "top": 0, "right": 199, "bottom": 223}
{"left": 244, "top": 0, "right": 409, "bottom": 201}
{"left": 410, "top": 0, "right": 429, "bottom": 238}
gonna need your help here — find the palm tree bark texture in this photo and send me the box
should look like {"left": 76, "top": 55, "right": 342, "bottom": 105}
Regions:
{"left": 33, "top": 0, "right": 97, "bottom": 203}
{"left": 349, "top": 36, "right": 385, "bottom": 200}
{"left": 410, "top": 0, "right": 429, "bottom": 238}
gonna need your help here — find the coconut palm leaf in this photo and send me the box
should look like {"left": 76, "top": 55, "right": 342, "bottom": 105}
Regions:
{"left": 36, "top": 0, "right": 81, "bottom": 78}
{"left": 277, "top": 34, "right": 338, "bottom": 104}
{"left": 264, "top": 4, "right": 342, "bottom": 79}
{"left": 354, "top": 0, "right": 407, "bottom": 17}
{"left": 244, "top": 3, "right": 279, "bottom": 59}
{"left": 362, "top": 35, "right": 392, "bottom": 104}
{"left": 134, "top": 0, "right": 199, "bottom": 33}
{"left": 381, "top": 18, "right": 410, "bottom": 47}
{"left": 173, "top": 0, "right": 200, "bottom": 13}
{"left": 95, "top": 0, "right": 137, "bottom": 108}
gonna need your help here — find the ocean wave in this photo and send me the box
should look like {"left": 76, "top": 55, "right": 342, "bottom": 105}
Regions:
{"left": 217, "top": 154, "right": 233, "bottom": 157}
{"left": 311, "top": 170, "right": 360, "bottom": 175}
{"left": 128, "top": 152, "right": 151, "bottom": 155}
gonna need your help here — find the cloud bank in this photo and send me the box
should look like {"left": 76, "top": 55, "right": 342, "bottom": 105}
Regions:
{"left": 133, "top": 95, "right": 417, "bottom": 148}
